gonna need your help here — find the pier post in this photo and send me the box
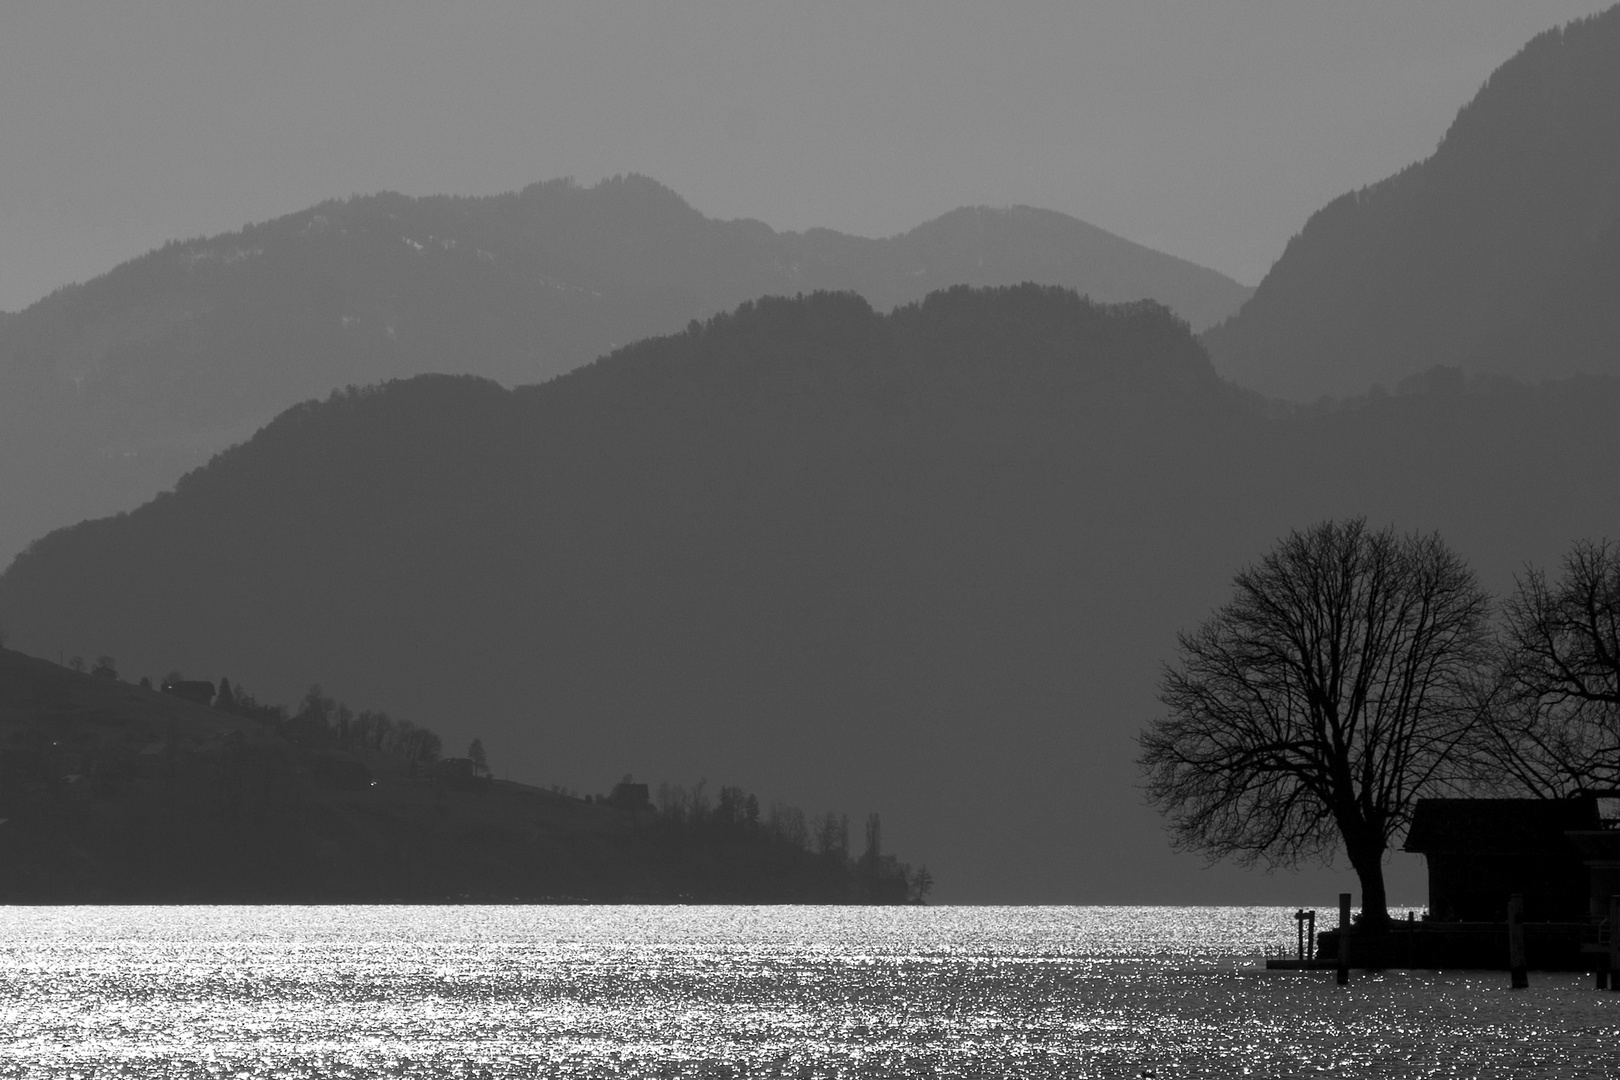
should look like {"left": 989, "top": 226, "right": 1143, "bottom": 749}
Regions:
{"left": 1307, "top": 909, "right": 1316, "bottom": 963}
{"left": 1508, "top": 894, "right": 1528, "bottom": 989}
{"left": 1336, "top": 893, "right": 1350, "bottom": 985}
{"left": 1609, "top": 896, "right": 1620, "bottom": 991}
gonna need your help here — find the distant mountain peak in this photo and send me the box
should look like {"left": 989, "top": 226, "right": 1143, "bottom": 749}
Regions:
{"left": 0, "top": 176, "right": 1250, "bottom": 569}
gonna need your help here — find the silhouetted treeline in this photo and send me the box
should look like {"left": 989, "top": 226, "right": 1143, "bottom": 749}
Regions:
{"left": 642, "top": 781, "right": 927, "bottom": 903}
{"left": 0, "top": 648, "right": 928, "bottom": 903}
{"left": 239, "top": 684, "right": 446, "bottom": 770}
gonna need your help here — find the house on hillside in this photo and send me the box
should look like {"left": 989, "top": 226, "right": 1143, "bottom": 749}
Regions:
{"left": 1403, "top": 796, "right": 1620, "bottom": 922}
{"left": 161, "top": 679, "right": 216, "bottom": 706}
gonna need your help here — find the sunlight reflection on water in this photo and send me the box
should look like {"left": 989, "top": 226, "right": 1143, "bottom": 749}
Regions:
{"left": 2, "top": 905, "right": 1617, "bottom": 1077}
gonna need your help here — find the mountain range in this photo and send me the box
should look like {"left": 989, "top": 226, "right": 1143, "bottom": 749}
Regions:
{"left": 0, "top": 176, "right": 1250, "bottom": 570}
{"left": 5, "top": 8, "right": 1620, "bottom": 903}
{"left": 1203, "top": 5, "right": 1620, "bottom": 400}
{"left": 6, "top": 285, "right": 1620, "bottom": 901}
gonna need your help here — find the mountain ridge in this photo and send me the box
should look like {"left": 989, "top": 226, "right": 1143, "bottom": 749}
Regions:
{"left": 1202, "top": 5, "right": 1620, "bottom": 400}
{"left": 0, "top": 175, "right": 1252, "bottom": 570}
{"left": 7, "top": 285, "right": 1620, "bottom": 901}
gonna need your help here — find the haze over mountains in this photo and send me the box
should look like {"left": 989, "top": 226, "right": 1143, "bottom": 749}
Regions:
{"left": 5, "top": 8, "right": 1620, "bottom": 904}
{"left": 0, "top": 176, "right": 1249, "bottom": 569}
{"left": 1203, "top": 5, "right": 1620, "bottom": 400}
{"left": 6, "top": 285, "right": 1620, "bottom": 901}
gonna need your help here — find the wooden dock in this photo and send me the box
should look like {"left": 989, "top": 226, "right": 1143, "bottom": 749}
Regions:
{"left": 1298, "top": 920, "right": 1606, "bottom": 972}
{"left": 1259, "top": 892, "right": 1620, "bottom": 977}
{"left": 1262, "top": 957, "right": 1335, "bottom": 971}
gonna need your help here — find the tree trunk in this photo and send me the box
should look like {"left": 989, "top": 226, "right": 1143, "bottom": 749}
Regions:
{"left": 1345, "top": 837, "right": 1390, "bottom": 928}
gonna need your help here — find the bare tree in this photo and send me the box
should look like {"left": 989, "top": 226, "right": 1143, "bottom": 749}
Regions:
{"left": 297, "top": 685, "right": 334, "bottom": 729}
{"left": 657, "top": 781, "right": 686, "bottom": 820}
{"left": 1138, "top": 519, "right": 1491, "bottom": 925}
{"left": 1480, "top": 540, "right": 1620, "bottom": 795}
{"left": 815, "top": 812, "right": 849, "bottom": 861}
{"left": 909, "top": 864, "right": 934, "bottom": 904}
{"left": 767, "top": 803, "right": 808, "bottom": 849}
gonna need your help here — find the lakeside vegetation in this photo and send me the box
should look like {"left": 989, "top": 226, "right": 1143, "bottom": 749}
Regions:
{"left": 0, "top": 647, "right": 927, "bottom": 904}
{"left": 1142, "top": 522, "right": 1620, "bottom": 926}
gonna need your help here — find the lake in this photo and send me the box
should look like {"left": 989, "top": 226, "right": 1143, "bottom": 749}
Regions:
{"left": 2, "top": 905, "right": 1616, "bottom": 1077}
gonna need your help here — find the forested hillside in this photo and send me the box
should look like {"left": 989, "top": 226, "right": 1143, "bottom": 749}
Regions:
{"left": 0, "top": 175, "right": 1249, "bottom": 569}
{"left": 5, "top": 285, "right": 1619, "bottom": 901}
{"left": 1203, "top": 6, "right": 1620, "bottom": 399}
{"left": 0, "top": 647, "right": 919, "bottom": 903}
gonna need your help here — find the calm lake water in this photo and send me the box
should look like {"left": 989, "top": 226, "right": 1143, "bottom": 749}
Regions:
{"left": 2, "top": 905, "right": 1617, "bottom": 1078}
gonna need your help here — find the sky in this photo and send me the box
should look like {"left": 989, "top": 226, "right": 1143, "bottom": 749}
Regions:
{"left": 1, "top": 1, "right": 1614, "bottom": 312}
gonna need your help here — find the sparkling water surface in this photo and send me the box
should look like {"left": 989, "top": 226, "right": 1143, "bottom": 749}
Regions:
{"left": 2, "top": 905, "right": 1617, "bottom": 1078}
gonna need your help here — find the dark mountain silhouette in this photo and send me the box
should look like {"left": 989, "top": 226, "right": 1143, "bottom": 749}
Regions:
{"left": 0, "top": 646, "right": 918, "bottom": 903}
{"left": 1203, "top": 6, "right": 1620, "bottom": 400}
{"left": 0, "top": 175, "right": 1250, "bottom": 569}
{"left": 6, "top": 285, "right": 1619, "bottom": 901}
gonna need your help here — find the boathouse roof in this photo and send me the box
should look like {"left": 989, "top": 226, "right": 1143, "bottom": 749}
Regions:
{"left": 1403, "top": 797, "right": 1602, "bottom": 854}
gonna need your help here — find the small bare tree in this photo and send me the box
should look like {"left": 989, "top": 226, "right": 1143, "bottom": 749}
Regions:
{"left": 1138, "top": 519, "right": 1491, "bottom": 925}
{"left": 1478, "top": 540, "right": 1620, "bottom": 795}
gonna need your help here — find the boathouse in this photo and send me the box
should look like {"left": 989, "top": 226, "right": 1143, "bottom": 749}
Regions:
{"left": 1303, "top": 796, "right": 1620, "bottom": 972}
{"left": 1402, "top": 796, "right": 1610, "bottom": 922}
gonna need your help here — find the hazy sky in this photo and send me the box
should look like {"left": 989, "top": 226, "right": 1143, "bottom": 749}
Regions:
{"left": 2, "top": 1, "right": 1613, "bottom": 312}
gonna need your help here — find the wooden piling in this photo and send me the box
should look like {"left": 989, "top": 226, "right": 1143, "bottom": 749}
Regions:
{"left": 1336, "top": 893, "right": 1350, "bottom": 985}
{"left": 1508, "top": 893, "right": 1528, "bottom": 989}
{"left": 1609, "top": 896, "right": 1620, "bottom": 991}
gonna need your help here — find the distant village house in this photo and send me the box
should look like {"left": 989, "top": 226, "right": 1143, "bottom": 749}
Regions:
{"left": 161, "top": 679, "right": 217, "bottom": 706}
{"left": 608, "top": 780, "right": 651, "bottom": 811}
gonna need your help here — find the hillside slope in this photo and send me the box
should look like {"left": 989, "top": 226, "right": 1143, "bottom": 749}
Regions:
{"left": 6, "top": 286, "right": 1619, "bottom": 901}
{"left": 0, "top": 647, "right": 915, "bottom": 903}
{"left": 0, "top": 176, "right": 1249, "bottom": 569}
{"left": 1203, "top": 6, "right": 1620, "bottom": 400}
{"left": 1461, "top": 216, "right": 1620, "bottom": 380}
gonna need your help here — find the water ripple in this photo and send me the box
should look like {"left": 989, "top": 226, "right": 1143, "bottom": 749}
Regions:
{"left": 1, "top": 906, "right": 1616, "bottom": 1077}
